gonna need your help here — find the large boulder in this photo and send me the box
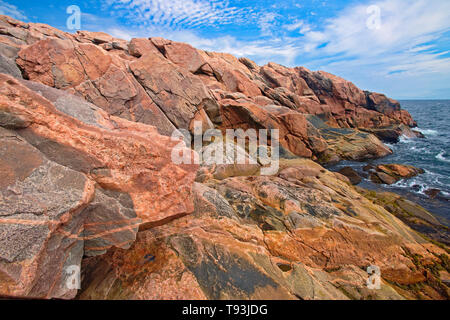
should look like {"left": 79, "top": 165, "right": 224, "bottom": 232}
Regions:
{"left": 260, "top": 63, "right": 313, "bottom": 98}
{"left": 150, "top": 38, "right": 207, "bottom": 74}
{"left": 369, "top": 164, "right": 424, "bottom": 185}
{"left": 198, "top": 51, "right": 262, "bottom": 97}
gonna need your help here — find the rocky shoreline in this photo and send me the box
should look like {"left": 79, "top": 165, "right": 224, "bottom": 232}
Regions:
{"left": 0, "top": 15, "right": 448, "bottom": 300}
{"left": 331, "top": 161, "right": 450, "bottom": 225}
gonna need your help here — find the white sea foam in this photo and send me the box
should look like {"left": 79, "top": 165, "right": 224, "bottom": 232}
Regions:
{"left": 392, "top": 180, "right": 428, "bottom": 195}
{"left": 436, "top": 151, "right": 450, "bottom": 163}
{"left": 386, "top": 169, "right": 448, "bottom": 196}
{"left": 398, "top": 135, "right": 415, "bottom": 143}
{"left": 416, "top": 128, "right": 438, "bottom": 136}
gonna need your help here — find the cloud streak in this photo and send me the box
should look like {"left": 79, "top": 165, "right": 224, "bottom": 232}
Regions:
{"left": 0, "top": 0, "right": 27, "bottom": 20}
{"left": 104, "top": 0, "right": 254, "bottom": 29}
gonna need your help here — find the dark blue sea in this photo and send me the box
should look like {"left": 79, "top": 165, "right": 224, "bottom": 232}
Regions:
{"left": 331, "top": 100, "right": 450, "bottom": 224}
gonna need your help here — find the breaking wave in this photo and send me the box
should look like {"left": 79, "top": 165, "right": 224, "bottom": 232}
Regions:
{"left": 416, "top": 128, "right": 438, "bottom": 136}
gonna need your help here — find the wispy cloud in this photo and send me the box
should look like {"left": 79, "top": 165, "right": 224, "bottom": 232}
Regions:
{"left": 283, "top": 20, "right": 307, "bottom": 32}
{"left": 300, "top": 0, "right": 450, "bottom": 59}
{"left": 258, "top": 12, "right": 280, "bottom": 36}
{"left": 103, "top": 0, "right": 254, "bottom": 29}
{"left": 190, "top": 35, "right": 300, "bottom": 65}
{"left": 0, "top": 0, "right": 27, "bottom": 20}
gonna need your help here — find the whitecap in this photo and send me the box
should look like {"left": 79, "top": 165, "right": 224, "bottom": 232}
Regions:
{"left": 436, "top": 151, "right": 450, "bottom": 163}
{"left": 398, "top": 135, "right": 415, "bottom": 143}
{"left": 407, "top": 145, "right": 430, "bottom": 154}
{"left": 388, "top": 178, "right": 423, "bottom": 193}
{"left": 386, "top": 170, "right": 446, "bottom": 196}
{"left": 408, "top": 146, "right": 430, "bottom": 154}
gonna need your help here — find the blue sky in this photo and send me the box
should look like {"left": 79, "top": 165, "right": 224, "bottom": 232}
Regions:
{"left": 1, "top": 0, "right": 450, "bottom": 99}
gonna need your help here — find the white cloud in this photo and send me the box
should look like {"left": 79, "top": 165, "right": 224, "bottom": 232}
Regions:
{"left": 295, "top": 0, "right": 450, "bottom": 98}
{"left": 0, "top": 0, "right": 27, "bottom": 20}
{"left": 99, "top": 23, "right": 299, "bottom": 66}
{"left": 104, "top": 0, "right": 254, "bottom": 29}
{"left": 302, "top": 0, "right": 450, "bottom": 58}
{"left": 283, "top": 20, "right": 303, "bottom": 32}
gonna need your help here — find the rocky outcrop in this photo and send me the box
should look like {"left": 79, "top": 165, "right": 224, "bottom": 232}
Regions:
{"left": 0, "top": 15, "right": 448, "bottom": 301}
{"left": 305, "top": 115, "right": 392, "bottom": 163}
{"left": 15, "top": 38, "right": 178, "bottom": 136}
{"left": 1, "top": 15, "right": 416, "bottom": 155}
{"left": 361, "top": 124, "right": 424, "bottom": 143}
{"left": 368, "top": 164, "right": 424, "bottom": 185}
{"left": 338, "top": 167, "right": 362, "bottom": 185}
{"left": 425, "top": 189, "right": 442, "bottom": 200}
{"left": 220, "top": 100, "right": 325, "bottom": 158}
{"left": 296, "top": 68, "right": 416, "bottom": 129}
{"left": 361, "top": 189, "right": 449, "bottom": 246}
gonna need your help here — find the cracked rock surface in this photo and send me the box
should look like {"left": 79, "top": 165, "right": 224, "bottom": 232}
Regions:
{"left": 0, "top": 14, "right": 448, "bottom": 300}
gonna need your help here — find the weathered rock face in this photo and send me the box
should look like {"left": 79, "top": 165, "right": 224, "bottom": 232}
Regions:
{"left": 0, "top": 126, "right": 92, "bottom": 299}
{"left": 129, "top": 50, "right": 217, "bottom": 130}
{"left": 296, "top": 67, "right": 416, "bottom": 129}
{"left": 365, "top": 92, "right": 417, "bottom": 127}
{"left": 305, "top": 115, "right": 392, "bottom": 163}
{"left": 1, "top": 15, "right": 448, "bottom": 301}
{"left": 361, "top": 189, "right": 449, "bottom": 246}
{"left": 0, "top": 74, "right": 197, "bottom": 299}
{"left": 78, "top": 161, "right": 449, "bottom": 300}
{"left": 15, "top": 38, "right": 177, "bottom": 136}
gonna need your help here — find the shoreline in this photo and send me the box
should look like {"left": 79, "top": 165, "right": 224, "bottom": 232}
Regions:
{"left": 327, "top": 138, "right": 450, "bottom": 227}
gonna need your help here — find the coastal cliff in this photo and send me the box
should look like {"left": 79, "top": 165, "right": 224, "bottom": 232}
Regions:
{"left": 0, "top": 15, "right": 448, "bottom": 300}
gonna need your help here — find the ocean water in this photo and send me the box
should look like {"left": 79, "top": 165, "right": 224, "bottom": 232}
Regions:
{"left": 331, "top": 100, "right": 450, "bottom": 223}
{"left": 383, "top": 100, "right": 450, "bottom": 197}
